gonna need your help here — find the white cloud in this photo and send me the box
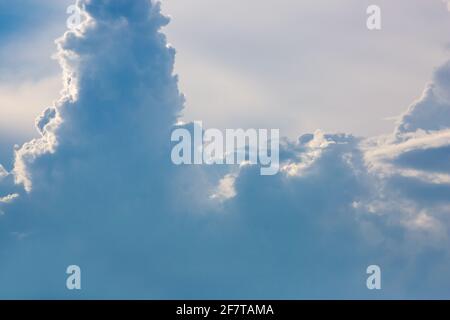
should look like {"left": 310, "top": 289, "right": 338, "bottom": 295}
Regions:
{"left": 210, "top": 174, "right": 237, "bottom": 201}
{"left": 281, "top": 130, "right": 337, "bottom": 177}
{"left": 0, "top": 0, "right": 450, "bottom": 298}
{"left": 395, "top": 62, "right": 450, "bottom": 135}
{"left": 0, "top": 193, "right": 19, "bottom": 204}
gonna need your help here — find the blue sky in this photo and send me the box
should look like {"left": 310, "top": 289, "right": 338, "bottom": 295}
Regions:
{"left": 0, "top": 0, "right": 450, "bottom": 299}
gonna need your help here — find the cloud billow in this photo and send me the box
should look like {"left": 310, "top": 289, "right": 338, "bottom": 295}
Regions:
{"left": 0, "top": 0, "right": 450, "bottom": 298}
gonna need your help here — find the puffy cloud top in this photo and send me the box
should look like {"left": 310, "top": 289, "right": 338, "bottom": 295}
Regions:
{"left": 396, "top": 61, "right": 450, "bottom": 135}
{"left": 0, "top": 0, "right": 450, "bottom": 299}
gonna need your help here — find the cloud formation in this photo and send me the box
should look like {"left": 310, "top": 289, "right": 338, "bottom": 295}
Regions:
{"left": 395, "top": 62, "right": 450, "bottom": 135}
{"left": 0, "top": 0, "right": 450, "bottom": 298}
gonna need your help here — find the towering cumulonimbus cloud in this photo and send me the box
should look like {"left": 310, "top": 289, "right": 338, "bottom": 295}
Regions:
{"left": 12, "top": 0, "right": 184, "bottom": 193}
{"left": 0, "top": 0, "right": 196, "bottom": 297}
{"left": 1, "top": 0, "right": 450, "bottom": 298}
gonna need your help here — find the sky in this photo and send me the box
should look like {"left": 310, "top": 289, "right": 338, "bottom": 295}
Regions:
{"left": 0, "top": 0, "right": 450, "bottom": 299}
{"left": 2, "top": 0, "right": 450, "bottom": 142}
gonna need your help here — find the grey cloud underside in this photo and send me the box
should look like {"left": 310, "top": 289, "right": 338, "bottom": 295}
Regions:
{"left": 0, "top": 0, "right": 450, "bottom": 298}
